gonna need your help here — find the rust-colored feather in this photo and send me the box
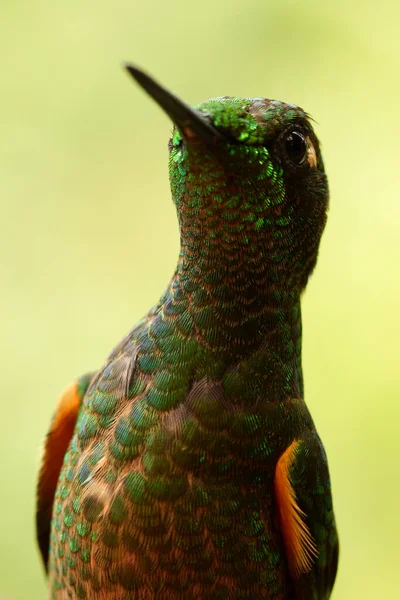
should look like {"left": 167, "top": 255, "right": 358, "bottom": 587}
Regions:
{"left": 36, "top": 381, "right": 83, "bottom": 570}
{"left": 274, "top": 439, "right": 318, "bottom": 578}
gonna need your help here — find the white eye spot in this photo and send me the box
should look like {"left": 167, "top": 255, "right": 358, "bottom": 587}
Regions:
{"left": 306, "top": 137, "right": 317, "bottom": 168}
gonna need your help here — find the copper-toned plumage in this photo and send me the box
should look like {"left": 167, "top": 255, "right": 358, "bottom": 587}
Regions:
{"left": 36, "top": 67, "right": 338, "bottom": 599}
{"left": 275, "top": 439, "right": 318, "bottom": 577}
{"left": 37, "top": 374, "right": 93, "bottom": 569}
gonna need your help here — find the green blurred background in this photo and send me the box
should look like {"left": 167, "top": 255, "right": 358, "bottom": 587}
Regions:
{"left": 1, "top": 1, "right": 399, "bottom": 598}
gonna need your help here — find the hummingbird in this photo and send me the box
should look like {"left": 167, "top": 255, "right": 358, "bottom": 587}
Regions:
{"left": 36, "top": 65, "right": 339, "bottom": 599}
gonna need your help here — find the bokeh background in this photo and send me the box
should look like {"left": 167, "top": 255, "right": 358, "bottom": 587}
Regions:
{"left": 1, "top": 1, "right": 399, "bottom": 598}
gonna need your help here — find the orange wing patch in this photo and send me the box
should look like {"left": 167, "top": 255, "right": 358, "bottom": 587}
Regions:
{"left": 274, "top": 439, "right": 318, "bottom": 577}
{"left": 36, "top": 381, "right": 82, "bottom": 570}
{"left": 39, "top": 381, "right": 81, "bottom": 502}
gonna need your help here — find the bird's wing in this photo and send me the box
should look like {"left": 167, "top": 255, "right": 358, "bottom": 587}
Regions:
{"left": 274, "top": 433, "right": 339, "bottom": 599}
{"left": 36, "top": 372, "right": 95, "bottom": 572}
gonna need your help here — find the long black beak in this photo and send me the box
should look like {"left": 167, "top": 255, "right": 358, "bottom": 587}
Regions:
{"left": 125, "top": 64, "right": 222, "bottom": 145}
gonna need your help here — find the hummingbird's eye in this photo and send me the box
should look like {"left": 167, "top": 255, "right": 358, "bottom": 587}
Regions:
{"left": 284, "top": 131, "right": 309, "bottom": 165}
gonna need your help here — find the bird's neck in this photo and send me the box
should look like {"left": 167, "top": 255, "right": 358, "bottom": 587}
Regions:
{"left": 159, "top": 246, "right": 304, "bottom": 402}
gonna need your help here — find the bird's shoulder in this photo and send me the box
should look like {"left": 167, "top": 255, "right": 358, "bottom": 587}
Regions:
{"left": 274, "top": 432, "right": 339, "bottom": 599}
{"left": 36, "top": 371, "right": 95, "bottom": 571}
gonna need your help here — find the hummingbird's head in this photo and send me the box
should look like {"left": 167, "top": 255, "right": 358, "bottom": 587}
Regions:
{"left": 126, "top": 65, "right": 328, "bottom": 291}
